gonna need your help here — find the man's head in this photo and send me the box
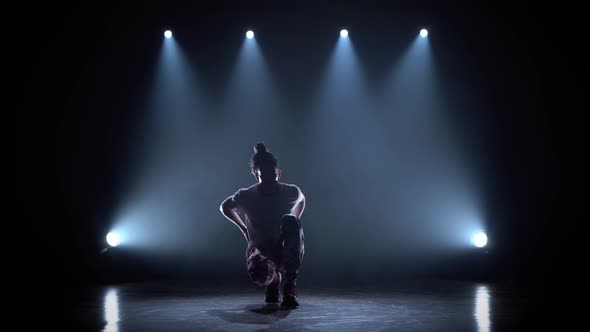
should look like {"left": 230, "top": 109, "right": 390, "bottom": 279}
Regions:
{"left": 250, "top": 142, "right": 281, "bottom": 183}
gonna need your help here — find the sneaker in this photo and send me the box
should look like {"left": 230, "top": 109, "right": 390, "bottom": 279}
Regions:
{"left": 281, "top": 282, "right": 299, "bottom": 308}
{"left": 265, "top": 272, "right": 281, "bottom": 303}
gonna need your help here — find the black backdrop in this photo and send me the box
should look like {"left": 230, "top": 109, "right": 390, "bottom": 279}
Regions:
{"left": 18, "top": 1, "right": 580, "bottom": 294}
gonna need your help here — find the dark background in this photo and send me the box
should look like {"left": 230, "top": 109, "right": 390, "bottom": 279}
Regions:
{"left": 18, "top": 1, "right": 580, "bottom": 297}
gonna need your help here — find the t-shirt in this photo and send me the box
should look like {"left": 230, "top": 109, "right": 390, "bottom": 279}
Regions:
{"left": 224, "top": 182, "right": 304, "bottom": 246}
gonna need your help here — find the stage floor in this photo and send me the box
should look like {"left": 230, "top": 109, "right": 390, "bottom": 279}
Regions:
{"left": 72, "top": 279, "right": 541, "bottom": 331}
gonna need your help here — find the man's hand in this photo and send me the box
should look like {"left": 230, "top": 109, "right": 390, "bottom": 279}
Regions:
{"left": 220, "top": 199, "right": 250, "bottom": 242}
{"left": 240, "top": 225, "right": 250, "bottom": 242}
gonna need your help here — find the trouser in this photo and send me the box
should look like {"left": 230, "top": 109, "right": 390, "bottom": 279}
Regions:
{"left": 246, "top": 215, "right": 304, "bottom": 287}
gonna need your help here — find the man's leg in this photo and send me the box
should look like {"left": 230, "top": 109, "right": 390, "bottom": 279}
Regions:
{"left": 280, "top": 214, "right": 305, "bottom": 308}
{"left": 246, "top": 243, "right": 281, "bottom": 303}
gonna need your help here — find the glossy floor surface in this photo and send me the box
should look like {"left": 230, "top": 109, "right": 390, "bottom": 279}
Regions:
{"left": 71, "top": 280, "right": 548, "bottom": 331}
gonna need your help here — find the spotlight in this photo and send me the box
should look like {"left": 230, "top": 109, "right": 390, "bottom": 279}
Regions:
{"left": 420, "top": 29, "right": 428, "bottom": 38}
{"left": 472, "top": 232, "right": 488, "bottom": 248}
{"left": 246, "top": 30, "right": 254, "bottom": 39}
{"left": 164, "top": 30, "right": 172, "bottom": 39}
{"left": 340, "top": 29, "right": 348, "bottom": 38}
{"left": 106, "top": 232, "right": 121, "bottom": 247}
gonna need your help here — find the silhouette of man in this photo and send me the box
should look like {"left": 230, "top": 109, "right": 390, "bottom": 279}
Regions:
{"left": 220, "top": 143, "right": 305, "bottom": 308}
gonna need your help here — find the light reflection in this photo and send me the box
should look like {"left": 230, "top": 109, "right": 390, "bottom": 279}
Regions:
{"left": 474, "top": 285, "right": 491, "bottom": 332}
{"left": 103, "top": 288, "right": 120, "bottom": 332}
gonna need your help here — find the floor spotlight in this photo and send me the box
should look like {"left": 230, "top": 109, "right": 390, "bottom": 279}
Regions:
{"left": 472, "top": 232, "right": 488, "bottom": 248}
{"left": 340, "top": 29, "right": 348, "bottom": 38}
{"left": 246, "top": 30, "right": 254, "bottom": 39}
{"left": 106, "top": 232, "right": 121, "bottom": 247}
{"left": 420, "top": 29, "right": 428, "bottom": 38}
{"left": 164, "top": 30, "right": 172, "bottom": 39}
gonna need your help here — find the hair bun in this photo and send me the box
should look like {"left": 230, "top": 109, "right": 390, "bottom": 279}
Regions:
{"left": 254, "top": 142, "right": 268, "bottom": 154}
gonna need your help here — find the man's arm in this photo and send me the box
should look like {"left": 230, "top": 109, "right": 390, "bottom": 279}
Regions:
{"left": 220, "top": 198, "right": 249, "bottom": 241}
{"left": 292, "top": 194, "right": 306, "bottom": 219}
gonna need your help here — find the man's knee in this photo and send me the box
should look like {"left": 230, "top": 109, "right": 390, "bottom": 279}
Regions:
{"left": 281, "top": 214, "right": 301, "bottom": 233}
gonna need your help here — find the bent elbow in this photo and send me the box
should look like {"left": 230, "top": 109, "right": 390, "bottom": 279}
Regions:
{"left": 219, "top": 200, "right": 228, "bottom": 214}
{"left": 220, "top": 199, "right": 234, "bottom": 215}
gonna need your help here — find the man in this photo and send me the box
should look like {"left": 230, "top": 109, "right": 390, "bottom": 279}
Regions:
{"left": 220, "top": 142, "right": 305, "bottom": 308}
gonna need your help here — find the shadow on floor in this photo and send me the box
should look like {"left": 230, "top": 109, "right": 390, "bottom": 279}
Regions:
{"left": 208, "top": 304, "right": 292, "bottom": 325}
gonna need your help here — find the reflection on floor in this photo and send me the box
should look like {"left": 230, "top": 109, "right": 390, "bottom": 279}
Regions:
{"left": 70, "top": 280, "right": 541, "bottom": 331}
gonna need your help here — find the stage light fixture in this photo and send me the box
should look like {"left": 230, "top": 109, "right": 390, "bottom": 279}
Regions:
{"left": 340, "top": 29, "right": 348, "bottom": 38}
{"left": 420, "top": 29, "right": 428, "bottom": 38}
{"left": 106, "top": 232, "right": 121, "bottom": 247}
{"left": 164, "top": 30, "right": 172, "bottom": 39}
{"left": 246, "top": 30, "right": 254, "bottom": 39}
{"left": 472, "top": 232, "right": 488, "bottom": 248}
